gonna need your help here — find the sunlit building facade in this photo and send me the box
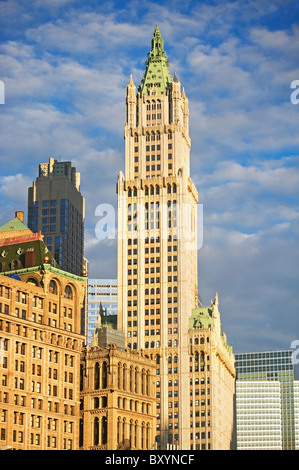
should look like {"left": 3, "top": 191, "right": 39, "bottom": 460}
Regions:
{"left": 117, "top": 26, "right": 235, "bottom": 449}
{"left": 0, "top": 212, "right": 87, "bottom": 450}
{"left": 80, "top": 323, "right": 156, "bottom": 450}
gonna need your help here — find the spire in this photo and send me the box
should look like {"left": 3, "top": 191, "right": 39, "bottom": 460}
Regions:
{"left": 138, "top": 25, "right": 173, "bottom": 96}
{"left": 128, "top": 74, "right": 134, "bottom": 86}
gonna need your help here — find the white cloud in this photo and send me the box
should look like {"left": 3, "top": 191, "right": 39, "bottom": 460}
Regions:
{"left": 0, "top": 174, "right": 31, "bottom": 226}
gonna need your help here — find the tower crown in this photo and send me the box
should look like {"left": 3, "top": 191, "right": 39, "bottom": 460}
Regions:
{"left": 138, "top": 25, "right": 173, "bottom": 96}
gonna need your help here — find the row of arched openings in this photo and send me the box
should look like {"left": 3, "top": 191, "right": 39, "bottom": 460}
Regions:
{"left": 93, "top": 416, "right": 107, "bottom": 447}
{"left": 128, "top": 183, "right": 177, "bottom": 197}
{"left": 117, "top": 363, "right": 150, "bottom": 395}
{"left": 49, "top": 280, "right": 73, "bottom": 299}
{"left": 117, "top": 418, "right": 150, "bottom": 450}
{"left": 94, "top": 362, "right": 108, "bottom": 390}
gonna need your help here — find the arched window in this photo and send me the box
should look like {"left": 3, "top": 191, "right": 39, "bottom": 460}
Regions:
{"left": 130, "top": 366, "right": 134, "bottom": 392}
{"left": 146, "top": 423, "right": 150, "bottom": 449}
{"left": 64, "top": 285, "right": 73, "bottom": 299}
{"left": 118, "top": 362, "right": 122, "bottom": 389}
{"left": 102, "top": 362, "right": 108, "bottom": 388}
{"left": 195, "top": 352, "right": 199, "bottom": 372}
{"left": 94, "top": 417, "right": 99, "bottom": 446}
{"left": 141, "top": 422, "right": 146, "bottom": 449}
{"left": 11, "top": 260, "right": 19, "bottom": 270}
{"left": 123, "top": 363, "right": 127, "bottom": 390}
{"left": 117, "top": 417, "right": 122, "bottom": 445}
{"left": 94, "top": 362, "right": 100, "bottom": 389}
{"left": 146, "top": 370, "right": 150, "bottom": 395}
{"left": 200, "top": 351, "right": 205, "bottom": 372}
{"left": 122, "top": 418, "right": 126, "bottom": 444}
{"left": 130, "top": 420, "right": 134, "bottom": 448}
{"left": 101, "top": 417, "right": 107, "bottom": 445}
{"left": 134, "top": 421, "right": 138, "bottom": 448}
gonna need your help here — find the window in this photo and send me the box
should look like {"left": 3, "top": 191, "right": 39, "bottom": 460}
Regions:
{"left": 64, "top": 285, "right": 73, "bottom": 300}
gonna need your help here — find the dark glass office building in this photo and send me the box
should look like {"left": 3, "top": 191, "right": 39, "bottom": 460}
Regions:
{"left": 28, "top": 158, "right": 85, "bottom": 276}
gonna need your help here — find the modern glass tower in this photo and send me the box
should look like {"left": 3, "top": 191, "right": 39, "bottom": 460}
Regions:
{"left": 235, "top": 350, "right": 298, "bottom": 450}
{"left": 87, "top": 279, "right": 117, "bottom": 345}
{"left": 117, "top": 25, "right": 199, "bottom": 450}
{"left": 28, "top": 158, "right": 85, "bottom": 276}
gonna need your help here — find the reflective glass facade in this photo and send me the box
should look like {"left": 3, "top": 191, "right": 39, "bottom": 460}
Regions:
{"left": 28, "top": 158, "right": 85, "bottom": 276}
{"left": 235, "top": 350, "right": 298, "bottom": 450}
{"left": 87, "top": 279, "right": 117, "bottom": 345}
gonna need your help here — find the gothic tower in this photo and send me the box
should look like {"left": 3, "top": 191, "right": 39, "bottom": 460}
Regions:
{"left": 117, "top": 25, "right": 199, "bottom": 450}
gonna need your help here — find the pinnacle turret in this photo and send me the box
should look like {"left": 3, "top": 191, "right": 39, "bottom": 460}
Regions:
{"left": 138, "top": 25, "right": 173, "bottom": 96}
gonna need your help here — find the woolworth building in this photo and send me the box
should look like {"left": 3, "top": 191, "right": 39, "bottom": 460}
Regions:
{"left": 117, "top": 25, "right": 235, "bottom": 450}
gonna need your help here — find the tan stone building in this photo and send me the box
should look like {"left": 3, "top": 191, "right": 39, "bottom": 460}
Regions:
{"left": 79, "top": 320, "right": 156, "bottom": 450}
{"left": 117, "top": 26, "right": 235, "bottom": 449}
{"left": 189, "top": 294, "right": 236, "bottom": 450}
{"left": 0, "top": 212, "right": 87, "bottom": 450}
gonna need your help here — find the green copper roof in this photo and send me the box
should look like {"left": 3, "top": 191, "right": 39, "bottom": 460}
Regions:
{"left": 0, "top": 217, "right": 30, "bottom": 233}
{"left": 189, "top": 307, "right": 214, "bottom": 330}
{"left": 0, "top": 239, "right": 59, "bottom": 273}
{"left": 138, "top": 25, "right": 173, "bottom": 96}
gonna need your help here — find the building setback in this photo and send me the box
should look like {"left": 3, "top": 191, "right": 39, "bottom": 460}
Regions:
{"left": 28, "top": 157, "right": 85, "bottom": 277}
{"left": 0, "top": 212, "right": 87, "bottom": 450}
{"left": 188, "top": 295, "right": 235, "bottom": 450}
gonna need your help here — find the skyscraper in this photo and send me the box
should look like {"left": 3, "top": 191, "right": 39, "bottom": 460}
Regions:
{"left": 117, "top": 25, "right": 201, "bottom": 450}
{"left": 28, "top": 157, "right": 85, "bottom": 276}
{"left": 235, "top": 350, "right": 299, "bottom": 450}
{"left": 87, "top": 279, "right": 117, "bottom": 345}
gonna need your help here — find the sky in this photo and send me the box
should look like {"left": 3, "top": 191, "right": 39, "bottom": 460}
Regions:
{"left": 0, "top": 0, "right": 299, "bottom": 356}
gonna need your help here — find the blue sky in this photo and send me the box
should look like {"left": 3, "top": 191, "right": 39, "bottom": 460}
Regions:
{"left": 0, "top": 0, "right": 299, "bottom": 355}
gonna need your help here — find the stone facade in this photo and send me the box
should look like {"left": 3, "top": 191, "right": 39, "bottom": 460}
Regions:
{"left": 0, "top": 213, "right": 87, "bottom": 450}
{"left": 80, "top": 336, "right": 156, "bottom": 450}
{"left": 188, "top": 294, "right": 236, "bottom": 450}
{"left": 117, "top": 26, "right": 235, "bottom": 450}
